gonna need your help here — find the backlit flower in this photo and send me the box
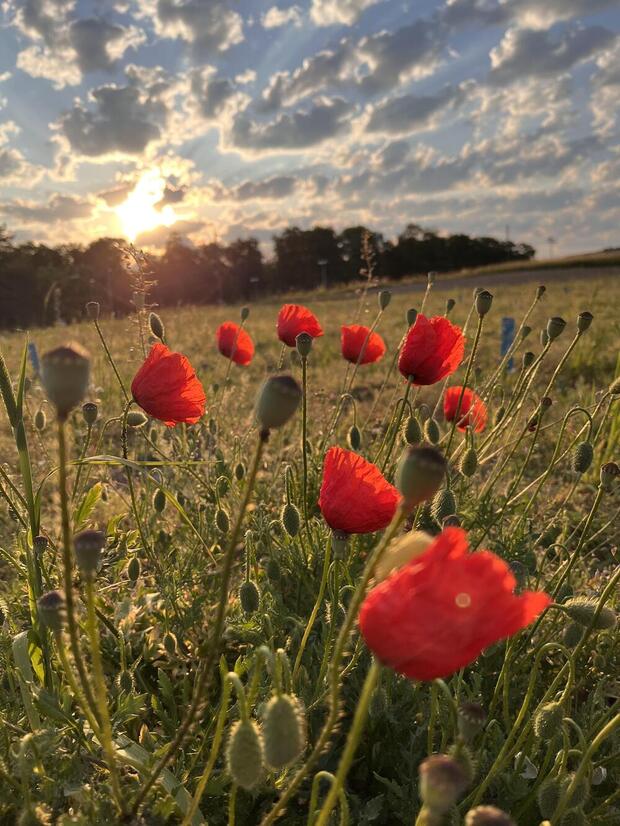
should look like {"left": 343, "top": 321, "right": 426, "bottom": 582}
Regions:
{"left": 398, "top": 314, "right": 464, "bottom": 385}
{"left": 444, "top": 386, "right": 487, "bottom": 432}
{"left": 277, "top": 304, "right": 323, "bottom": 347}
{"left": 341, "top": 324, "right": 386, "bottom": 365}
{"left": 216, "top": 322, "right": 254, "bottom": 366}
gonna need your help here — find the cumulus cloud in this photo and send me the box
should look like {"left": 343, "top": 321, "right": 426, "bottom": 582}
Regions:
{"left": 231, "top": 176, "right": 298, "bottom": 200}
{"left": 0, "top": 194, "right": 93, "bottom": 223}
{"left": 310, "top": 0, "right": 385, "bottom": 26}
{"left": 261, "top": 6, "right": 303, "bottom": 28}
{"left": 135, "top": 219, "right": 204, "bottom": 247}
{"left": 141, "top": 0, "right": 243, "bottom": 57}
{"left": 442, "top": 0, "right": 619, "bottom": 30}
{"left": 365, "top": 85, "right": 466, "bottom": 134}
{"left": 0, "top": 122, "right": 43, "bottom": 186}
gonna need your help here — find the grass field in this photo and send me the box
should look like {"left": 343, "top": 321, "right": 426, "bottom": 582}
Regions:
{"left": 0, "top": 269, "right": 618, "bottom": 825}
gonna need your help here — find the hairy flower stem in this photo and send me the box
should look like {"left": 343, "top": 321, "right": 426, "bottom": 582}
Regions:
{"left": 314, "top": 659, "right": 382, "bottom": 825}
{"left": 93, "top": 319, "right": 130, "bottom": 403}
{"left": 380, "top": 380, "right": 412, "bottom": 473}
{"left": 71, "top": 423, "right": 93, "bottom": 501}
{"left": 130, "top": 431, "right": 266, "bottom": 817}
{"left": 84, "top": 575, "right": 125, "bottom": 814}
{"left": 57, "top": 419, "right": 100, "bottom": 722}
{"left": 260, "top": 507, "right": 406, "bottom": 826}
{"left": 293, "top": 538, "right": 332, "bottom": 683}
{"left": 445, "top": 312, "right": 484, "bottom": 461}
{"left": 53, "top": 629, "right": 101, "bottom": 737}
{"left": 301, "top": 354, "right": 310, "bottom": 527}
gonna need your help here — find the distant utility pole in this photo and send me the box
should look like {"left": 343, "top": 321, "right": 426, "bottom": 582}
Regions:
{"left": 547, "top": 236, "right": 556, "bottom": 259}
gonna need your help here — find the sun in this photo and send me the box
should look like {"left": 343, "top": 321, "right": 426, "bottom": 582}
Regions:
{"left": 115, "top": 170, "right": 178, "bottom": 241}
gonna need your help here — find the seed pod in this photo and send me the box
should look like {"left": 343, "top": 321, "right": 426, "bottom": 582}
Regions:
{"left": 41, "top": 343, "right": 90, "bottom": 419}
{"left": 216, "top": 476, "right": 230, "bottom": 497}
{"left": 37, "top": 590, "right": 65, "bottom": 631}
{"left": 494, "top": 405, "right": 505, "bottom": 425}
{"left": 216, "top": 508, "right": 230, "bottom": 534}
{"left": 226, "top": 719, "right": 264, "bottom": 790}
{"left": 459, "top": 447, "right": 478, "bottom": 477}
{"left": 240, "top": 306, "right": 250, "bottom": 321}
{"left": 234, "top": 462, "right": 245, "bottom": 481}
{"left": 576, "top": 311, "right": 593, "bottom": 333}
{"left": 424, "top": 417, "right": 440, "bottom": 444}
{"left": 153, "top": 488, "right": 166, "bottom": 513}
{"left": 149, "top": 312, "right": 165, "bottom": 341}
{"left": 419, "top": 754, "right": 469, "bottom": 813}
{"left": 445, "top": 298, "right": 455, "bottom": 315}
{"left": 563, "top": 622, "right": 583, "bottom": 647}
{"left": 82, "top": 402, "right": 98, "bottom": 425}
{"left": 523, "top": 351, "right": 535, "bottom": 369}
{"left": 404, "top": 414, "right": 422, "bottom": 445}
{"left": 571, "top": 442, "right": 593, "bottom": 474}
{"left": 521, "top": 325, "right": 532, "bottom": 340}
{"left": 348, "top": 424, "right": 361, "bottom": 451}
{"left": 465, "top": 806, "right": 515, "bottom": 825}
{"left": 74, "top": 529, "right": 105, "bottom": 576}
{"left": 127, "top": 410, "right": 148, "bottom": 427}
{"left": 263, "top": 694, "right": 306, "bottom": 769}
{"left": 600, "top": 461, "right": 620, "bottom": 492}
{"left": 431, "top": 488, "right": 457, "bottom": 524}
{"left": 457, "top": 702, "right": 486, "bottom": 743}
{"left": 378, "top": 289, "right": 391, "bottom": 311}
{"left": 34, "top": 409, "right": 46, "bottom": 431}
{"left": 240, "top": 581, "right": 260, "bottom": 614}
{"left": 296, "top": 332, "right": 312, "bottom": 358}
{"left": 533, "top": 702, "right": 563, "bottom": 740}
{"left": 564, "top": 597, "right": 616, "bottom": 630}
{"left": 538, "top": 775, "right": 562, "bottom": 817}
{"left": 476, "top": 290, "right": 493, "bottom": 317}
{"left": 406, "top": 308, "right": 418, "bottom": 327}
{"left": 536, "top": 285, "right": 546, "bottom": 300}
{"left": 546, "top": 316, "right": 566, "bottom": 341}
{"left": 163, "top": 631, "right": 177, "bottom": 654}
{"left": 396, "top": 445, "right": 447, "bottom": 509}
{"left": 281, "top": 502, "right": 300, "bottom": 537}
{"left": 255, "top": 375, "right": 302, "bottom": 432}
{"left": 443, "top": 514, "right": 461, "bottom": 527}
{"left": 85, "top": 300, "right": 100, "bottom": 320}
{"left": 127, "top": 556, "right": 140, "bottom": 582}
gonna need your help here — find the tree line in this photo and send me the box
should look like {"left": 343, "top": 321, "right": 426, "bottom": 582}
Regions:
{"left": 0, "top": 223, "right": 535, "bottom": 329}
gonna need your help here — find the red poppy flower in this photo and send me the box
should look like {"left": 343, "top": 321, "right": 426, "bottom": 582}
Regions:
{"left": 341, "top": 325, "right": 386, "bottom": 365}
{"left": 359, "top": 527, "right": 550, "bottom": 681}
{"left": 216, "top": 322, "right": 254, "bottom": 366}
{"left": 277, "top": 304, "right": 323, "bottom": 347}
{"left": 318, "top": 447, "right": 400, "bottom": 534}
{"left": 443, "top": 386, "right": 487, "bottom": 432}
{"left": 131, "top": 343, "right": 206, "bottom": 427}
{"left": 398, "top": 314, "right": 465, "bottom": 385}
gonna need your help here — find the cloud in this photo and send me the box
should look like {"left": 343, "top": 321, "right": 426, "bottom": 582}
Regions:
{"left": 189, "top": 68, "right": 240, "bottom": 120}
{"left": 261, "top": 6, "right": 303, "bottom": 28}
{"left": 0, "top": 194, "right": 93, "bottom": 223}
{"left": 144, "top": 0, "right": 243, "bottom": 57}
{"left": 0, "top": 122, "right": 43, "bottom": 186}
{"left": 489, "top": 26, "right": 617, "bottom": 85}
{"left": 69, "top": 18, "right": 146, "bottom": 74}
{"left": 365, "top": 85, "right": 466, "bottom": 134}
{"left": 135, "top": 219, "right": 204, "bottom": 247}
{"left": 310, "top": 0, "right": 385, "bottom": 26}
{"left": 231, "top": 176, "right": 298, "bottom": 200}
{"left": 441, "top": 0, "right": 619, "bottom": 30}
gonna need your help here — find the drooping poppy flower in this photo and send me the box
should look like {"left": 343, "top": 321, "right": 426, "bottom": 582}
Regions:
{"left": 131, "top": 343, "right": 206, "bottom": 427}
{"left": 318, "top": 447, "right": 400, "bottom": 534}
{"left": 443, "top": 386, "right": 487, "bottom": 433}
{"left": 398, "top": 314, "right": 465, "bottom": 385}
{"left": 359, "top": 527, "right": 550, "bottom": 681}
{"left": 277, "top": 304, "right": 323, "bottom": 347}
{"left": 341, "top": 325, "right": 386, "bottom": 365}
{"left": 216, "top": 322, "right": 254, "bottom": 366}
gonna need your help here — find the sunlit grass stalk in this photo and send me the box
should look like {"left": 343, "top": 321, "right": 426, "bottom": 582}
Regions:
{"left": 292, "top": 537, "right": 332, "bottom": 683}
{"left": 71, "top": 421, "right": 93, "bottom": 501}
{"left": 445, "top": 311, "right": 484, "bottom": 460}
{"left": 301, "top": 353, "right": 310, "bottom": 526}
{"left": 92, "top": 318, "right": 130, "bottom": 403}
{"left": 379, "top": 381, "right": 412, "bottom": 472}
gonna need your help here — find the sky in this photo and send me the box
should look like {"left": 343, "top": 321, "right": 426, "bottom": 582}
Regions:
{"left": 0, "top": 0, "right": 618, "bottom": 255}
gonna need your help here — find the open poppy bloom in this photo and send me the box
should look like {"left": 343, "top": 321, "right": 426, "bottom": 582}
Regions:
{"left": 318, "top": 447, "right": 400, "bottom": 534}
{"left": 359, "top": 527, "right": 550, "bottom": 680}
{"left": 216, "top": 322, "right": 254, "bottom": 366}
{"left": 341, "top": 325, "right": 386, "bottom": 365}
{"left": 398, "top": 314, "right": 465, "bottom": 385}
{"left": 277, "top": 304, "right": 323, "bottom": 347}
{"left": 131, "top": 343, "right": 206, "bottom": 427}
{"left": 444, "top": 386, "right": 487, "bottom": 432}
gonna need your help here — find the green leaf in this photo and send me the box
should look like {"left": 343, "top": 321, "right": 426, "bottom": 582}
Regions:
{"left": 15, "top": 338, "right": 28, "bottom": 418}
{"left": 12, "top": 630, "right": 41, "bottom": 731}
{"left": 73, "top": 482, "right": 102, "bottom": 532}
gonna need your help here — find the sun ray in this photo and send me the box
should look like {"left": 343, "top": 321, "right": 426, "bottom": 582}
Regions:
{"left": 115, "top": 171, "right": 177, "bottom": 241}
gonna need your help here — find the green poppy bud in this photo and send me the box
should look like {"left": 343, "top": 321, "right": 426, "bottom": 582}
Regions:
{"left": 127, "top": 556, "right": 140, "bottom": 582}
{"left": 149, "top": 312, "right": 165, "bottom": 342}
{"left": 457, "top": 702, "right": 486, "bottom": 743}
{"left": 82, "top": 402, "right": 98, "bottom": 425}
{"left": 226, "top": 719, "right": 264, "bottom": 790}
{"left": 564, "top": 596, "right": 616, "bottom": 630}
{"left": 296, "top": 332, "right": 313, "bottom": 358}
{"left": 348, "top": 424, "right": 362, "bottom": 451}
{"left": 459, "top": 447, "right": 478, "bottom": 477}
{"left": 536, "top": 285, "right": 546, "bottom": 300}
{"left": 443, "top": 513, "right": 461, "bottom": 527}
{"left": 153, "top": 488, "right": 166, "bottom": 513}
{"left": 431, "top": 488, "right": 457, "bottom": 524}
{"left": 85, "top": 301, "right": 100, "bottom": 320}
{"left": 281, "top": 502, "right": 300, "bottom": 537}
{"left": 533, "top": 702, "right": 563, "bottom": 740}
{"left": 523, "top": 351, "right": 535, "bottom": 369}
{"left": 475, "top": 290, "right": 493, "bottom": 317}
{"left": 406, "top": 308, "right": 418, "bottom": 327}
{"left": 240, "top": 581, "right": 260, "bottom": 614}
{"left": 546, "top": 316, "right": 566, "bottom": 341}
{"left": 163, "top": 631, "right": 177, "bottom": 654}
{"left": 240, "top": 306, "right": 250, "bottom": 321}
{"left": 266, "top": 557, "right": 280, "bottom": 581}
{"left": 494, "top": 405, "right": 505, "bottom": 425}
{"left": 33, "top": 535, "right": 48, "bottom": 556}
{"left": 537, "top": 775, "right": 562, "bottom": 817}
{"left": 396, "top": 445, "right": 447, "bottom": 509}
{"left": 419, "top": 754, "right": 469, "bottom": 813}
{"left": 216, "top": 475, "right": 230, "bottom": 497}
{"left": 378, "top": 289, "right": 391, "bottom": 311}
{"left": 255, "top": 375, "right": 302, "bottom": 433}
{"left": 41, "top": 343, "right": 90, "bottom": 420}
{"left": 571, "top": 442, "right": 593, "bottom": 474}
{"left": 263, "top": 694, "right": 307, "bottom": 770}
{"left": 563, "top": 622, "right": 583, "bottom": 647}
{"left": 559, "top": 808, "right": 586, "bottom": 826}
{"left": 521, "top": 325, "right": 532, "bottom": 340}
{"left": 576, "top": 311, "right": 593, "bottom": 333}
{"left": 34, "top": 409, "right": 46, "bottom": 431}
{"left": 38, "top": 590, "right": 65, "bottom": 632}
{"left": 74, "top": 529, "right": 105, "bottom": 576}
{"left": 424, "top": 417, "right": 440, "bottom": 444}
{"left": 216, "top": 508, "right": 230, "bottom": 534}
{"left": 127, "top": 410, "right": 148, "bottom": 428}
{"left": 600, "top": 461, "right": 619, "bottom": 492}
{"left": 404, "top": 414, "right": 422, "bottom": 445}
{"left": 235, "top": 462, "right": 245, "bottom": 480}
{"left": 446, "top": 298, "right": 456, "bottom": 315}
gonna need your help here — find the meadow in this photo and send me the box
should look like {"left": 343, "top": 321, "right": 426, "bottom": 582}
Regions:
{"left": 0, "top": 267, "right": 618, "bottom": 826}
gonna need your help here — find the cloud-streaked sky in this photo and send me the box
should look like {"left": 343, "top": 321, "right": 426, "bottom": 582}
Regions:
{"left": 0, "top": 0, "right": 618, "bottom": 253}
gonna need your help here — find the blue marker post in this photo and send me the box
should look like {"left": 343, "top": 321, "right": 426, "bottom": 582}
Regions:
{"left": 501, "top": 317, "right": 516, "bottom": 372}
{"left": 28, "top": 342, "right": 41, "bottom": 378}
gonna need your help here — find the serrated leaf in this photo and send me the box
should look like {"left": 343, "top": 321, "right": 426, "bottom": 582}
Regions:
{"left": 73, "top": 482, "right": 102, "bottom": 532}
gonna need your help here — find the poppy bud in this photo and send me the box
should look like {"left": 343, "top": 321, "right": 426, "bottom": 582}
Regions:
{"left": 396, "top": 445, "right": 447, "bottom": 509}
{"left": 34, "top": 409, "right": 46, "bottom": 431}
{"left": 348, "top": 425, "right": 362, "bottom": 451}
{"left": 571, "top": 442, "right": 593, "bottom": 474}
{"left": 240, "top": 306, "right": 250, "bottom": 321}
{"left": 609, "top": 376, "right": 620, "bottom": 396}
{"left": 33, "top": 535, "right": 48, "bottom": 557}
{"left": 465, "top": 806, "right": 515, "bottom": 826}
{"left": 295, "top": 332, "right": 312, "bottom": 358}
{"left": 86, "top": 300, "right": 100, "bottom": 320}
{"left": 263, "top": 694, "right": 307, "bottom": 769}
{"left": 475, "top": 290, "right": 493, "bottom": 317}
{"left": 149, "top": 312, "right": 165, "bottom": 342}
{"left": 376, "top": 289, "right": 391, "bottom": 311}
{"left": 127, "top": 410, "right": 148, "bottom": 428}
{"left": 406, "top": 308, "right": 418, "bottom": 327}
{"left": 559, "top": 809, "right": 586, "bottom": 826}
{"left": 442, "top": 513, "right": 461, "bottom": 527}
{"left": 564, "top": 597, "right": 616, "bottom": 630}
{"left": 82, "top": 402, "right": 98, "bottom": 425}
{"left": 523, "top": 351, "right": 535, "bottom": 369}
{"left": 375, "top": 530, "right": 433, "bottom": 581}
{"left": 74, "top": 529, "right": 105, "bottom": 576}
{"left": 127, "top": 556, "right": 140, "bottom": 582}
{"left": 404, "top": 414, "right": 422, "bottom": 445}
{"left": 431, "top": 488, "right": 457, "bottom": 524}
{"left": 600, "top": 461, "right": 619, "bottom": 492}
{"left": 563, "top": 773, "right": 590, "bottom": 809}
{"left": 563, "top": 622, "right": 583, "bottom": 647}
{"left": 576, "top": 311, "right": 593, "bottom": 333}
{"left": 459, "top": 447, "right": 478, "bottom": 477}
{"left": 255, "top": 375, "right": 302, "bottom": 433}
{"left": 153, "top": 489, "right": 166, "bottom": 513}
{"left": 457, "top": 702, "right": 487, "bottom": 743}
{"left": 235, "top": 462, "right": 245, "bottom": 481}
{"left": 208, "top": 417, "right": 217, "bottom": 435}
{"left": 540, "top": 329, "right": 549, "bottom": 347}
{"left": 494, "top": 405, "right": 505, "bottom": 425}
{"left": 266, "top": 557, "right": 280, "bottom": 581}
{"left": 536, "top": 285, "right": 546, "bottom": 300}
{"left": 281, "top": 502, "right": 300, "bottom": 537}
{"left": 216, "top": 507, "right": 230, "bottom": 534}
{"left": 521, "top": 325, "right": 532, "bottom": 340}
{"left": 37, "top": 590, "right": 65, "bottom": 631}
{"left": 446, "top": 298, "right": 455, "bottom": 315}
{"left": 41, "top": 343, "right": 90, "bottom": 420}
{"left": 533, "top": 701, "right": 563, "bottom": 740}
{"left": 592, "top": 766, "right": 607, "bottom": 786}
{"left": 217, "top": 476, "right": 230, "bottom": 497}
{"left": 537, "top": 776, "right": 562, "bottom": 817}
{"left": 240, "top": 581, "right": 260, "bottom": 614}
{"left": 546, "top": 316, "right": 566, "bottom": 341}
{"left": 226, "top": 719, "right": 265, "bottom": 790}
{"left": 161, "top": 631, "right": 177, "bottom": 654}
{"left": 424, "top": 417, "right": 440, "bottom": 444}
{"left": 419, "top": 754, "right": 469, "bottom": 813}
{"left": 331, "top": 530, "right": 348, "bottom": 559}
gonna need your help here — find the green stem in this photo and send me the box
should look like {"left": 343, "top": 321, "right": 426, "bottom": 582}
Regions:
{"left": 445, "top": 313, "right": 484, "bottom": 459}
{"left": 293, "top": 538, "right": 332, "bottom": 683}
{"left": 93, "top": 319, "right": 130, "bottom": 403}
